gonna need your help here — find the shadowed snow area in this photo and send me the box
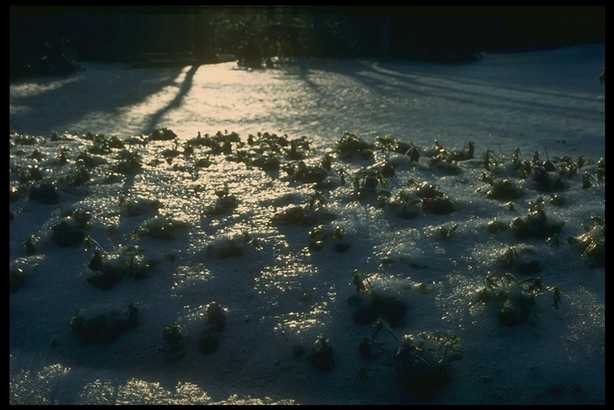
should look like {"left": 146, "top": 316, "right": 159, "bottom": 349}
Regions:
{"left": 9, "top": 45, "right": 604, "bottom": 404}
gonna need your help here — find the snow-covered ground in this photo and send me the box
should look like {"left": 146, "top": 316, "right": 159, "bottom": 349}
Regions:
{"left": 9, "top": 45, "right": 604, "bottom": 404}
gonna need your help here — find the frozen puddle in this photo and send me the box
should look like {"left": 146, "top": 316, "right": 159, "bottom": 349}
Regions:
{"left": 9, "top": 45, "right": 604, "bottom": 404}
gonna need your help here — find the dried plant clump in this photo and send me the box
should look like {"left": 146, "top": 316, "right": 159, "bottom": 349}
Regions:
{"left": 309, "top": 335, "right": 335, "bottom": 371}
{"left": 568, "top": 219, "right": 604, "bottom": 267}
{"left": 203, "top": 186, "right": 239, "bottom": 217}
{"left": 495, "top": 245, "right": 542, "bottom": 275}
{"left": 9, "top": 266, "right": 27, "bottom": 292}
{"left": 12, "top": 133, "right": 39, "bottom": 145}
{"left": 206, "top": 232, "right": 253, "bottom": 259}
{"left": 472, "top": 272, "right": 556, "bottom": 326}
{"left": 352, "top": 169, "right": 387, "bottom": 198}
{"left": 308, "top": 225, "right": 351, "bottom": 253}
{"left": 421, "top": 195, "right": 456, "bottom": 214}
{"left": 161, "top": 324, "right": 186, "bottom": 362}
{"left": 549, "top": 194, "right": 565, "bottom": 207}
{"left": 10, "top": 183, "right": 24, "bottom": 202}
{"left": 349, "top": 271, "right": 408, "bottom": 327}
{"left": 374, "top": 135, "right": 417, "bottom": 157}
{"left": 88, "top": 134, "right": 124, "bottom": 155}
{"left": 114, "top": 149, "right": 143, "bottom": 175}
{"left": 70, "top": 304, "right": 139, "bottom": 344}
{"left": 9, "top": 256, "right": 44, "bottom": 292}
{"left": 87, "top": 245, "right": 154, "bottom": 289}
{"left": 409, "top": 181, "right": 445, "bottom": 199}
{"left": 404, "top": 180, "right": 456, "bottom": 214}
{"left": 29, "top": 181, "right": 60, "bottom": 204}
{"left": 50, "top": 211, "right": 92, "bottom": 247}
{"left": 120, "top": 196, "right": 161, "bottom": 217}
{"left": 272, "top": 204, "right": 336, "bottom": 226}
{"left": 284, "top": 161, "right": 328, "bottom": 185}
{"left": 384, "top": 190, "right": 421, "bottom": 219}
{"left": 149, "top": 128, "right": 177, "bottom": 141}
{"left": 485, "top": 178, "right": 524, "bottom": 201}
{"left": 487, "top": 219, "right": 509, "bottom": 234}
{"left": 136, "top": 216, "right": 188, "bottom": 240}
{"left": 199, "top": 302, "right": 227, "bottom": 355}
{"left": 57, "top": 162, "right": 92, "bottom": 188}
{"left": 530, "top": 166, "right": 568, "bottom": 193}
{"left": 394, "top": 331, "right": 462, "bottom": 395}
{"left": 510, "top": 198, "right": 564, "bottom": 240}
{"left": 335, "top": 133, "right": 374, "bottom": 161}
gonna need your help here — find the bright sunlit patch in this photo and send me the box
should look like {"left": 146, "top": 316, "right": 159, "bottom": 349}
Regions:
{"left": 10, "top": 75, "right": 82, "bottom": 99}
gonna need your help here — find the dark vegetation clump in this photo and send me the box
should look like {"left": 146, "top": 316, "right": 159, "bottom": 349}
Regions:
{"left": 284, "top": 137, "right": 310, "bottom": 160}
{"left": 485, "top": 178, "right": 524, "bottom": 201}
{"left": 70, "top": 304, "right": 139, "bottom": 344}
{"left": 76, "top": 152, "right": 108, "bottom": 168}
{"left": 335, "top": 133, "right": 374, "bottom": 161}
{"left": 309, "top": 335, "right": 335, "bottom": 371}
{"left": 568, "top": 218, "right": 604, "bottom": 267}
{"left": 206, "top": 232, "right": 255, "bottom": 259}
{"left": 530, "top": 166, "right": 568, "bottom": 193}
{"left": 352, "top": 168, "right": 388, "bottom": 198}
{"left": 384, "top": 190, "right": 421, "bottom": 219}
{"left": 425, "top": 141, "right": 469, "bottom": 174}
{"left": 487, "top": 219, "right": 509, "bottom": 234}
{"left": 29, "top": 181, "right": 60, "bottom": 204}
{"left": 199, "top": 302, "right": 227, "bottom": 355}
{"left": 405, "top": 180, "right": 456, "bottom": 214}
{"left": 119, "top": 196, "right": 161, "bottom": 217}
{"left": 495, "top": 245, "right": 541, "bottom": 275}
{"left": 161, "top": 324, "right": 186, "bottom": 362}
{"left": 272, "top": 204, "right": 336, "bottom": 226}
{"left": 184, "top": 131, "right": 239, "bottom": 156}
{"left": 430, "top": 223, "right": 459, "bottom": 240}
{"left": 368, "top": 160, "right": 396, "bottom": 178}
{"left": 284, "top": 161, "right": 328, "bottom": 185}
{"left": 10, "top": 183, "right": 23, "bottom": 202}
{"left": 473, "top": 272, "right": 556, "bottom": 326}
{"left": 394, "top": 331, "right": 462, "bottom": 395}
{"left": 58, "top": 162, "right": 92, "bottom": 188}
{"left": 87, "top": 245, "right": 154, "bottom": 289}
{"left": 50, "top": 209, "right": 92, "bottom": 247}
{"left": 88, "top": 134, "right": 124, "bottom": 155}
{"left": 428, "top": 156, "right": 463, "bottom": 175}
{"left": 203, "top": 186, "right": 239, "bottom": 216}
{"left": 308, "top": 224, "right": 351, "bottom": 252}
{"left": 15, "top": 164, "right": 45, "bottom": 184}
{"left": 149, "top": 128, "right": 177, "bottom": 141}
{"left": 136, "top": 216, "right": 188, "bottom": 240}
{"left": 114, "top": 149, "right": 143, "bottom": 175}
{"left": 549, "top": 194, "right": 565, "bottom": 207}
{"left": 349, "top": 271, "right": 407, "bottom": 327}
{"left": 9, "top": 266, "right": 27, "bottom": 292}
{"left": 409, "top": 181, "right": 444, "bottom": 199}
{"left": 374, "top": 135, "right": 417, "bottom": 157}
{"left": 510, "top": 198, "right": 564, "bottom": 240}
{"left": 24, "top": 234, "right": 41, "bottom": 255}
{"left": 225, "top": 132, "right": 299, "bottom": 172}
{"left": 12, "top": 133, "right": 39, "bottom": 146}
{"left": 9, "top": 256, "right": 44, "bottom": 292}
{"left": 421, "top": 196, "right": 456, "bottom": 214}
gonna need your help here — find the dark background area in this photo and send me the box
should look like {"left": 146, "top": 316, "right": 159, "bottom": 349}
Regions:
{"left": 9, "top": 6, "right": 605, "bottom": 81}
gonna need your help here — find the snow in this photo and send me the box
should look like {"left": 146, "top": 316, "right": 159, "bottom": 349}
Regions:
{"left": 9, "top": 44, "right": 604, "bottom": 404}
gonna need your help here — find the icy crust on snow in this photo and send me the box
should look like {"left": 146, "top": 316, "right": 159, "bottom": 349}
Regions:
{"left": 9, "top": 128, "right": 604, "bottom": 404}
{"left": 9, "top": 46, "right": 604, "bottom": 404}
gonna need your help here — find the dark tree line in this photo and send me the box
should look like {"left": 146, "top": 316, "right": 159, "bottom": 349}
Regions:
{"left": 10, "top": 6, "right": 604, "bottom": 79}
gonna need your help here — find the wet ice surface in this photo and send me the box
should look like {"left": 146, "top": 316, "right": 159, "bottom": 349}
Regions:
{"left": 9, "top": 45, "right": 604, "bottom": 404}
